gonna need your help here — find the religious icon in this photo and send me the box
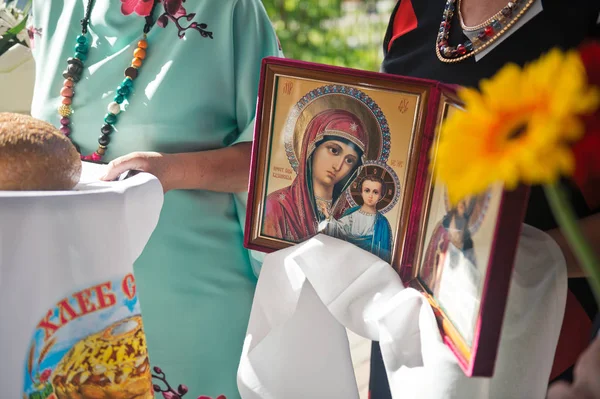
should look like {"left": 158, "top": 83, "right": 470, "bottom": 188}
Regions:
{"left": 260, "top": 83, "right": 392, "bottom": 245}
{"left": 246, "top": 59, "right": 424, "bottom": 264}
{"left": 245, "top": 58, "right": 530, "bottom": 377}
{"left": 419, "top": 186, "right": 493, "bottom": 345}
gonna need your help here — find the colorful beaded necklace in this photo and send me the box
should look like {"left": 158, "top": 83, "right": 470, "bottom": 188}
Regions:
{"left": 435, "top": 0, "right": 536, "bottom": 63}
{"left": 57, "top": 0, "right": 160, "bottom": 161}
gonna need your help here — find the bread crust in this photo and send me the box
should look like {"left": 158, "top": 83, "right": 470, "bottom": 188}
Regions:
{"left": 0, "top": 113, "right": 82, "bottom": 191}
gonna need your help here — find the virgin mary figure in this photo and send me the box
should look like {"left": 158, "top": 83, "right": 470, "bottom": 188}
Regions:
{"left": 263, "top": 109, "right": 369, "bottom": 243}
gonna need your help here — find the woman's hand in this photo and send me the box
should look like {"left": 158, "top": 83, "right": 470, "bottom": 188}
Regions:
{"left": 547, "top": 335, "right": 600, "bottom": 399}
{"left": 99, "top": 142, "right": 252, "bottom": 194}
{"left": 100, "top": 151, "right": 180, "bottom": 192}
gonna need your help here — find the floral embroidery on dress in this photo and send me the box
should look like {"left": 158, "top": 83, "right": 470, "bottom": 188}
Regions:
{"left": 152, "top": 366, "right": 227, "bottom": 399}
{"left": 120, "top": 0, "right": 213, "bottom": 39}
{"left": 120, "top": 0, "right": 155, "bottom": 16}
{"left": 26, "top": 26, "right": 42, "bottom": 49}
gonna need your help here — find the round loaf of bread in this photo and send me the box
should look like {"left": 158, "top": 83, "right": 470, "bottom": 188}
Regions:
{"left": 0, "top": 113, "right": 81, "bottom": 190}
{"left": 51, "top": 315, "right": 153, "bottom": 399}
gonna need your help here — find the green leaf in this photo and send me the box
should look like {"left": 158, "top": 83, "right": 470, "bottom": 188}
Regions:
{"left": 0, "top": 36, "right": 16, "bottom": 55}
{"left": 4, "top": 0, "right": 31, "bottom": 37}
{"left": 5, "top": 12, "right": 28, "bottom": 36}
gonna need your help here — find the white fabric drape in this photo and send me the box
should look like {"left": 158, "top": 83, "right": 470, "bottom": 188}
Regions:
{"left": 238, "top": 226, "right": 566, "bottom": 399}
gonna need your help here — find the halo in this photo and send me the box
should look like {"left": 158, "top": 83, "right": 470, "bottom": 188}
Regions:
{"left": 345, "top": 160, "right": 401, "bottom": 214}
{"left": 283, "top": 85, "right": 392, "bottom": 172}
{"left": 443, "top": 188, "right": 492, "bottom": 234}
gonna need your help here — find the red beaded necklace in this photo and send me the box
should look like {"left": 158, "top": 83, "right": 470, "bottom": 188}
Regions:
{"left": 57, "top": 0, "right": 160, "bottom": 162}
{"left": 435, "top": 0, "right": 536, "bottom": 63}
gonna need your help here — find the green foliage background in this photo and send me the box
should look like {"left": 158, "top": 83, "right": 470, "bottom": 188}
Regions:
{"left": 261, "top": 0, "right": 394, "bottom": 72}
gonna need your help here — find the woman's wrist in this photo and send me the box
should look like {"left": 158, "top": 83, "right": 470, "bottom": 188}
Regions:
{"left": 166, "top": 152, "right": 193, "bottom": 191}
{"left": 167, "top": 143, "right": 252, "bottom": 193}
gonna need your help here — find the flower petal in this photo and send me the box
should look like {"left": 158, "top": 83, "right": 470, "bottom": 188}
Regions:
{"left": 134, "top": 0, "right": 155, "bottom": 16}
{"left": 120, "top": 0, "right": 138, "bottom": 16}
{"left": 434, "top": 46, "right": 599, "bottom": 202}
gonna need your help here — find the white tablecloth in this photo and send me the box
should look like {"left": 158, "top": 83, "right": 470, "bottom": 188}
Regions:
{"left": 238, "top": 227, "right": 567, "bottom": 399}
{"left": 0, "top": 162, "right": 163, "bottom": 399}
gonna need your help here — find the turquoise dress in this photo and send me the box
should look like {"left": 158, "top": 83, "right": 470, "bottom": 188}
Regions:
{"left": 29, "top": 1, "right": 280, "bottom": 397}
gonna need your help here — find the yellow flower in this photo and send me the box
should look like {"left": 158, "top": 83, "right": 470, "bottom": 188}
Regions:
{"left": 433, "top": 48, "right": 600, "bottom": 205}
